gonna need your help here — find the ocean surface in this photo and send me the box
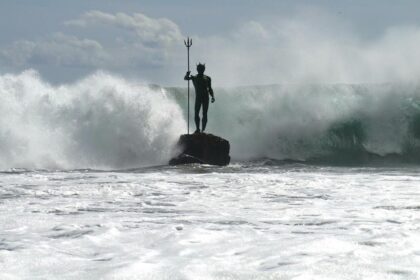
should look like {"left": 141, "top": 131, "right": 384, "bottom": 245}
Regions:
{"left": 1, "top": 164, "right": 419, "bottom": 279}
{"left": 1, "top": 71, "right": 420, "bottom": 279}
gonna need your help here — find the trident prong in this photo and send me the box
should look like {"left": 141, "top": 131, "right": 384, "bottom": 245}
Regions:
{"left": 184, "top": 37, "right": 192, "bottom": 47}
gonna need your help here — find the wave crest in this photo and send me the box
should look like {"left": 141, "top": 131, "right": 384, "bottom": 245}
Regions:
{"left": 0, "top": 70, "right": 185, "bottom": 169}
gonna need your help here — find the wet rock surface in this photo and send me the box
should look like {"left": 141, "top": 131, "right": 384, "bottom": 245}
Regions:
{"left": 169, "top": 133, "right": 230, "bottom": 166}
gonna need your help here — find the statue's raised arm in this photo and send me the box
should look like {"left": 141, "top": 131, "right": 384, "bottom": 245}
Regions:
{"left": 184, "top": 71, "right": 193, "bottom": 81}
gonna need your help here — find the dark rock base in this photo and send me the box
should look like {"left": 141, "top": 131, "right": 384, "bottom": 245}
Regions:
{"left": 169, "top": 133, "right": 230, "bottom": 166}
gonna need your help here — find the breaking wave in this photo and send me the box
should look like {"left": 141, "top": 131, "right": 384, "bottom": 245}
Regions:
{"left": 171, "top": 83, "right": 420, "bottom": 165}
{"left": 2, "top": 70, "right": 420, "bottom": 169}
{"left": 0, "top": 70, "right": 185, "bottom": 169}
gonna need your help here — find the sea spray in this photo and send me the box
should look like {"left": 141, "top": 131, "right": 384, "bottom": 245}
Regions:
{"left": 0, "top": 70, "right": 185, "bottom": 169}
{"left": 3, "top": 70, "right": 420, "bottom": 169}
{"left": 170, "top": 83, "right": 420, "bottom": 162}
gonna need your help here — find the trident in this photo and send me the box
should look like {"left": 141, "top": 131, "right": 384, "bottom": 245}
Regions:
{"left": 184, "top": 37, "right": 192, "bottom": 134}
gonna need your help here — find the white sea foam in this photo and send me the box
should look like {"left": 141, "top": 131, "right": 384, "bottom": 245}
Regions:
{"left": 0, "top": 166, "right": 419, "bottom": 279}
{"left": 0, "top": 70, "right": 185, "bottom": 169}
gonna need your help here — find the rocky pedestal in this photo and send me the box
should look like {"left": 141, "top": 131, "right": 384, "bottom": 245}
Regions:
{"left": 169, "top": 133, "right": 230, "bottom": 166}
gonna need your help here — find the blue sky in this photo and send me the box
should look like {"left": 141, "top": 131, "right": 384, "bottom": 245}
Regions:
{"left": 2, "top": 1, "right": 420, "bottom": 86}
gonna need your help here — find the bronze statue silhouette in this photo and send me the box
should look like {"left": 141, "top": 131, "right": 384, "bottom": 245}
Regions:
{"left": 184, "top": 63, "right": 215, "bottom": 133}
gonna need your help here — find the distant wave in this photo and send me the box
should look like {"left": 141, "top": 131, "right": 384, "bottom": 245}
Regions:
{"left": 169, "top": 83, "right": 420, "bottom": 164}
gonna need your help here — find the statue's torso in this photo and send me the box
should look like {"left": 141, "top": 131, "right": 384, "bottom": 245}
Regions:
{"left": 192, "top": 75, "right": 210, "bottom": 99}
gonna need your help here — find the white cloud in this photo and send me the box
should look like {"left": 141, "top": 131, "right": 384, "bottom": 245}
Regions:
{"left": 1, "top": 33, "right": 105, "bottom": 68}
{"left": 66, "top": 10, "right": 182, "bottom": 46}
{"left": 194, "top": 9, "right": 420, "bottom": 86}
{"left": 1, "top": 33, "right": 106, "bottom": 68}
{"left": 3, "top": 7, "right": 420, "bottom": 86}
{"left": 1, "top": 11, "right": 183, "bottom": 75}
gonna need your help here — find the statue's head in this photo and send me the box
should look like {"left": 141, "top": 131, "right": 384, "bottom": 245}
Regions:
{"left": 197, "top": 63, "right": 205, "bottom": 74}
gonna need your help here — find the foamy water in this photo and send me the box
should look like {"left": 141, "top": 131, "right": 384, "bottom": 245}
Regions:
{"left": 1, "top": 70, "right": 420, "bottom": 279}
{"left": 1, "top": 165, "right": 419, "bottom": 279}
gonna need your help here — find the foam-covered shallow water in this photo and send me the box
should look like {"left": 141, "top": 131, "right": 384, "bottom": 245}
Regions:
{"left": 1, "top": 164, "right": 419, "bottom": 279}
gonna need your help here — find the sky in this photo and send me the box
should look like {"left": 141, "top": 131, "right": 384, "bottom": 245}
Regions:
{"left": 2, "top": 0, "right": 420, "bottom": 86}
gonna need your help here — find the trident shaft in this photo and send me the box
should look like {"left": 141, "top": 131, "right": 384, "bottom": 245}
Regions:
{"left": 184, "top": 37, "right": 192, "bottom": 134}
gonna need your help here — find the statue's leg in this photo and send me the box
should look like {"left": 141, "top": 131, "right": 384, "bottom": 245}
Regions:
{"left": 194, "top": 98, "right": 201, "bottom": 132}
{"left": 202, "top": 98, "right": 209, "bottom": 132}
